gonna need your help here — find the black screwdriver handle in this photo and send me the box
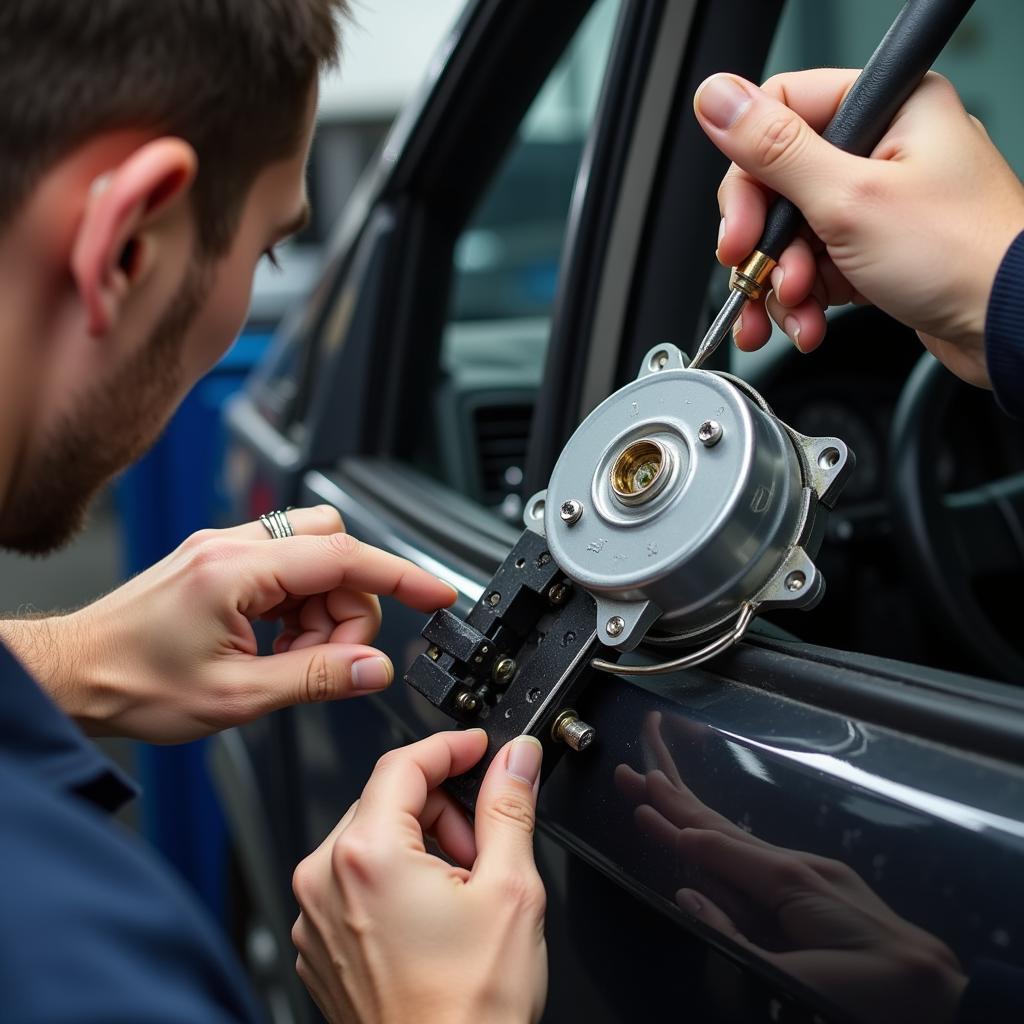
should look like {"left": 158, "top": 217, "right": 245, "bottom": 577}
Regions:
{"left": 756, "top": 0, "right": 975, "bottom": 263}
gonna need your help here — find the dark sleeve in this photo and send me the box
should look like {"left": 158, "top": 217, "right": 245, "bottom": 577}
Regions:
{"left": 985, "top": 229, "right": 1024, "bottom": 419}
{"left": 0, "top": 760, "right": 263, "bottom": 1024}
{"left": 957, "top": 958, "right": 1024, "bottom": 1024}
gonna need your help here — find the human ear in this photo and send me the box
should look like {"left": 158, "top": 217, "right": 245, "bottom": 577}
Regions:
{"left": 70, "top": 137, "right": 197, "bottom": 337}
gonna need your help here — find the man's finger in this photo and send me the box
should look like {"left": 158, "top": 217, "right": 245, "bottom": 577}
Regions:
{"left": 351, "top": 730, "right": 488, "bottom": 845}
{"left": 231, "top": 533, "right": 459, "bottom": 614}
{"left": 717, "top": 164, "right": 771, "bottom": 267}
{"left": 421, "top": 790, "right": 477, "bottom": 868}
{"left": 471, "top": 736, "right": 542, "bottom": 883}
{"left": 694, "top": 73, "right": 868, "bottom": 227}
{"left": 222, "top": 642, "right": 397, "bottom": 719}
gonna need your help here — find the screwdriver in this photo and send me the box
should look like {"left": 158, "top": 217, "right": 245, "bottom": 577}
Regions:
{"left": 689, "top": 0, "right": 975, "bottom": 371}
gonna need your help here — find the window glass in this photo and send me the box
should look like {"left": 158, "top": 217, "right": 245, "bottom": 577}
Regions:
{"left": 420, "top": 0, "right": 621, "bottom": 520}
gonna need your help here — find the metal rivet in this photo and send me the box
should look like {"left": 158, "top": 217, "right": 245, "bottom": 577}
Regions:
{"left": 698, "top": 420, "right": 723, "bottom": 447}
{"left": 605, "top": 616, "right": 625, "bottom": 638}
{"left": 649, "top": 349, "right": 669, "bottom": 371}
{"left": 492, "top": 657, "right": 516, "bottom": 685}
{"left": 560, "top": 499, "right": 583, "bottom": 525}
{"left": 785, "top": 571, "right": 806, "bottom": 592}
{"left": 552, "top": 709, "right": 596, "bottom": 752}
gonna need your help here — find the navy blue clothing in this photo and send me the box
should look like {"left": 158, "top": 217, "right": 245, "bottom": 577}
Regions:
{"left": 986, "top": 229, "right": 1024, "bottom": 419}
{"left": 0, "top": 642, "right": 261, "bottom": 1023}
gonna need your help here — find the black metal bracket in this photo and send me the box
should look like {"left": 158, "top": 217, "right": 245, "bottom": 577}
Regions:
{"left": 404, "top": 529, "right": 618, "bottom": 808}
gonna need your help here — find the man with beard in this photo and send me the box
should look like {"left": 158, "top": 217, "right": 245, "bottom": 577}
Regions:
{"left": 0, "top": 3, "right": 548, "bottom": 1021}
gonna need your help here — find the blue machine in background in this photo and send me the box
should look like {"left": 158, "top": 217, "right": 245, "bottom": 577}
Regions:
{"left": 116, "top": 331, "right": 272, "bottom": 919}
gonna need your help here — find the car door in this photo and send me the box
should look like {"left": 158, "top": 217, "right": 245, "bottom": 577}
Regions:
{"left": 222, "top": 2, "right": 1024, "bottom": 1022}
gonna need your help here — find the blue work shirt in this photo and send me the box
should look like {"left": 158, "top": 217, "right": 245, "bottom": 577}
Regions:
{"left": 0, "top": 641, "right": 262, "bottom": 1022}
{"left": 987, "top": 228, "right": 1024, "bottom": 419}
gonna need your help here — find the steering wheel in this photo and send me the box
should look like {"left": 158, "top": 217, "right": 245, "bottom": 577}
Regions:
{"left": 889, "top": 353, "right": 1024, "bottom": 683}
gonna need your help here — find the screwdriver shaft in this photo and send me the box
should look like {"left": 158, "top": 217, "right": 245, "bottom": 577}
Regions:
{"left": 689, "top": 288, "right": 747, "bottom": 370}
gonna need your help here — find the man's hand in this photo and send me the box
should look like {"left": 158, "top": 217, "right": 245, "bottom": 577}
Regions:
{"left": 0, "top": 505, "right": 458, "bottom": 742}
{"left": 693, "top": 69, "right": 1024, "bottom": 386}
{"left": 292, "top": 729, "right": 548, "bottom": 1024}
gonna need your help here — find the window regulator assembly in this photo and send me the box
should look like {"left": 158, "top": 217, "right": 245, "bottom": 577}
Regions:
{"left": 404, "top": 0, "right": 972, "bottom": 805}
{"left": 405, "top": 342, "right": 853, "bottom": 805}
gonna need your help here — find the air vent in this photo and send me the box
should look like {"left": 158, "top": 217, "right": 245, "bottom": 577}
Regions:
{"left": 472, "top": 402, "right": 533, "bottom": 509}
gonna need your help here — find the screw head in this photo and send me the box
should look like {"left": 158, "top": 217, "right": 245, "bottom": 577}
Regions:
{"left": 559, "top": 499, "right": 583, "bottom": 525}
{"left": 605, "top": 615, "right": 625, "bottom": 638}
{"left": 492, "top": 656, "right": 516, "bottom": 685}
{"left": 547, "top": 581, "right": 571, "bottom": 606}
{"left": 487, "top": 591, "right": 501, "bottom": 607}
{"left": 785, "top": 570, "right": 806, "bottom": 593}
{"left": 454, "top": 691, "right": 479, "bottom": 713}
{"left": 698, "top": 420, "right": 723, "bottom": 447}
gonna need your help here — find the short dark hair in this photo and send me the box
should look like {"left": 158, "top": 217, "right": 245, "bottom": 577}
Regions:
{"left": 0, "top": 0, "right": 348, "bottom": 255}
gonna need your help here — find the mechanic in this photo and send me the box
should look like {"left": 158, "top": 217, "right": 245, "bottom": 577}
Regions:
{"left": 0, "top": 2, "right": 544, "bottom": 1021}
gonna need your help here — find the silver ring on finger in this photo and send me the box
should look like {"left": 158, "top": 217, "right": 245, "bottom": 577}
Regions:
{"left": 259, "top": 509, "right": 294, "bottom": 539}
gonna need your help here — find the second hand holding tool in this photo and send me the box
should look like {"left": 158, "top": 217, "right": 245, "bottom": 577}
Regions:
{"left": 690, "top": 0, "right": 976, "bottom": 371}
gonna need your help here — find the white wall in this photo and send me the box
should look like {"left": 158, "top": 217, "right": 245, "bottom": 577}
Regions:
{"left": 319, "top": 0, "right": 469, "bottom": 120}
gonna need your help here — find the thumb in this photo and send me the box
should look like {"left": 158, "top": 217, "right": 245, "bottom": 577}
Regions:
{"left": 223, "top": 643, "right": 394, "bottom": 719}
{"left": 472, "top": 735, "right": 542, "bottom": 882}
{"left": 694, "top": 73, "right": 858, "bottom": 222}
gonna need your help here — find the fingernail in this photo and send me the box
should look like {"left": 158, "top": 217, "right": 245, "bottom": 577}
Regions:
{"left": 770, "top": 265, "right": 785, "bottom": 298}
{"left": 678, "top": 889, "right": 703, "bottom": 916}
{"left": 506, "top": 735, "right": 543, "bottom": 787}
{"left": 732, "top": 315, "right": 743, "bottom": 340}
{"left": 696, "top": 74, "right": 752, "bottom": 130}
{"left": 351, "top": 656, "right": 392, "bottom": 691}
{"left": 716, "top": 217, "right": 726, "bottom": 253}
{"left": 783, "top": 315, "right": 802, "bottom": 351}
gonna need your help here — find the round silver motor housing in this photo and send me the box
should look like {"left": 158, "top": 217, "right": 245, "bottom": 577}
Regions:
{"left": 525, "top": 344, "right": 853, "bottom": 652}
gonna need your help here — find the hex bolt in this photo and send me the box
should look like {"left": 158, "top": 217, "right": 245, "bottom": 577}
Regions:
{"left": 560, "top": 499, "right": 583, "bottom": 526}
{"left": 547, "top": 581, "right": 571, "bottom": 606}
{"left": 492, "top": 657, "right": 516, "bottom": 685}
{"left": 605, "top": 615, "right": 625, "bottom": 638}
{"left": 551, "top": 709, "right": 596, "bottom": 752}
{"left": 698, "top": 420, "right": 723, "bottom": 447}
{"left": 454, "top": 690, "right": 480, "bottom": 714}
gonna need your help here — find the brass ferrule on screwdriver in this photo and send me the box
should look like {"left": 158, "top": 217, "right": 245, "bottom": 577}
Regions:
{"left": 729, "top": 250, "right": 777, "bottom": 301}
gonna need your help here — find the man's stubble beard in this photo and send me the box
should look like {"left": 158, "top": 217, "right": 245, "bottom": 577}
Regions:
{"left": 0, "top": 260, "right": 212, "bottom": 555}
